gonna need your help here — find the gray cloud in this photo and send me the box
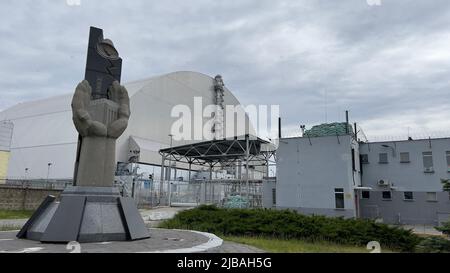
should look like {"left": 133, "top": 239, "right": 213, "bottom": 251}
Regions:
{"left": 1, "top": 0, "right": 450, "bottom": 140}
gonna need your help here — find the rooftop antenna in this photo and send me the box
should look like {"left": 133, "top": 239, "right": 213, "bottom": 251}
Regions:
{"left": 345, "top": 110, "right": 349, "bottom": 134}
{"left": 324, "top": 89, "right": 328, "bottom": 123}
{"left": 278, "top": 117, "right": 282, "bottom": 139}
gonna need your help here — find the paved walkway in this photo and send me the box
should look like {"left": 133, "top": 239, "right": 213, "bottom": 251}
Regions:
{"left": 0, "top": 228, "right": 263, "bottom": 253}
{"left": 0, "top": 219, "right": 26, "bottom": 230}
{"left": 207, "top": 241, "right": 265, "bottom": 253}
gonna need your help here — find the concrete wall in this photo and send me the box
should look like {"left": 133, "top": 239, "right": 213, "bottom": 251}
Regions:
{"left": 359, "top": 138, "right": 450, "bottom": 225}
{"left": 360, "top": 191, "right": 450, "bottom": 225}
{"left": 276, "top": 135, "right": 359, "bottom": 218}
{"left": 0, "top": 186, "right": 62, "bottom": 210}
{"left": 359, "top": 138, "right": 450, "bottom": 191}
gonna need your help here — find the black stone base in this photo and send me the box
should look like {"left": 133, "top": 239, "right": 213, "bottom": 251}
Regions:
{"left": 17, "top": 186, "right": 150, "bottom": 243}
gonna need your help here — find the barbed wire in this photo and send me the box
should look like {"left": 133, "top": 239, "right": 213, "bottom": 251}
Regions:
{"left": 280, "top": 127, "right": 450, "bottom": 142}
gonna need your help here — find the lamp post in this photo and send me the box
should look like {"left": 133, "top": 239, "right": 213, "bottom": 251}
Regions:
{"left": 46, "top": 163, "right": 52, "bottom": 183}
{"left": 168, "top": 134, "right": 173, "bottom": 207}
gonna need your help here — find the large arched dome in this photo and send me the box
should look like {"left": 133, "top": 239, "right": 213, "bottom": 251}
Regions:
{"left": 0, "top": 71, "right": 255, "bottom": 180}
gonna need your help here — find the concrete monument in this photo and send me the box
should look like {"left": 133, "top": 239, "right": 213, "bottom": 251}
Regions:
{"left": 17, "top": 27, "right": 150, "bottom": 243}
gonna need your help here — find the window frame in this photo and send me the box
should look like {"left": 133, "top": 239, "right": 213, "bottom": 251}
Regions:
{"left": 446, "top": 151, "right": 450, "bottom": 172}
{"left": 400, "top": 152, "right": 410, "bottom": 163}
{"left": 334, "top": 188, "right": 345, "bottom": 209}
{"left": 360, "top": 154, "right": 369, "bottom": 164}
{"left": 422, "top": 151, "right": 434, "bottom": 173}
{"left": 361, "top": 191, "right": 370, "bottom": 199}
{"left": 272, "top": 188, "right": 276, "bottom": 205}
{"left": 403, "top": 191, "right": 414, "bottom": 201}
{"left": 426, "top": 192, "right": 437, "bottom": 202}
{"left": 382, "top": 191, "right": 392, "bottom": 201}
{"left": 378, "top": 153, "right": 388, "bottom": 164}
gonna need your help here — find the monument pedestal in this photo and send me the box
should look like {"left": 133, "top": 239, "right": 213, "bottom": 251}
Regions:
{"left": 17, "top": 186, "right": 150, "bottom": 243}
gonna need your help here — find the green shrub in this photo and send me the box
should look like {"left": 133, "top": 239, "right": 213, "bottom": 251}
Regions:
{"left": 416, "top": 237, "right": 450, "bottom": 253}
{"left": 435, "top": 221, "right": 450, "bottom": 236}
{"left": 159, "top": 205, "right": 420, "bottom": 251}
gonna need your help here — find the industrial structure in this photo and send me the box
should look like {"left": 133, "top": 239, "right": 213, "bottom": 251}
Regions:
{"left": 0, "top": 71, "right": 256, "bottom": 180}
{"left": 275, "top": 122, "right": 450, "bottom": 226}
{"left": 0, "top": 71, "right": 275, "bottom": 208}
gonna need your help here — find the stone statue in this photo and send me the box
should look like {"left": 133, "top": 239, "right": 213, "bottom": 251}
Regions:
{"left": 17, "top": 27, "right": 149, "bottom": 243}
{"left": 72, "top": 80, "right": 130, "bottom": 187}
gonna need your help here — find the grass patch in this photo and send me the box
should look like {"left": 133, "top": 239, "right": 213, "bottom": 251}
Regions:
{"left": 224, "top": 236, "right": 389, "bottom": 253}
{"left": 0, "top": 209, "right": 34, "bottom": 220}
{"left": 159, "top": 205, "right": 420, "bottom": 252}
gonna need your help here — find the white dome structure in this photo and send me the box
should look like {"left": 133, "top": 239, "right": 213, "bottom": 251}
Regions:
{"left": 0, "top": 71, "right": 255, "bottom": 180}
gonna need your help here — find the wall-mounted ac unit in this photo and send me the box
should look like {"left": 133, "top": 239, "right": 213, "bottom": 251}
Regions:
{"left": 377, "top": 179, "right": 389, "bottom": 187}
{"left": 424, "top": 167, "right": 434, "bottom": 173}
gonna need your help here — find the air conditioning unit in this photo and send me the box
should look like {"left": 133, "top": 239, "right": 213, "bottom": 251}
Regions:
{"left": 424, "top": 167, "right": 434, "bottom": 173}
{"left": 377, "top": 179, "right": 390, "bottom": 187}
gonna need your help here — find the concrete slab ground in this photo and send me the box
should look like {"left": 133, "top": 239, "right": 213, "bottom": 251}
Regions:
{"left": 0, "top": 228, "right": 211, "bottom": 253}
{"left": 0, "top": 228, "right": 263, "bottom": 253}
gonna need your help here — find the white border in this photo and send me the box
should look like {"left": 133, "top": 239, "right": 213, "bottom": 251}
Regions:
{"left": 138, "top": 229, "right": 223, "bottom": 253}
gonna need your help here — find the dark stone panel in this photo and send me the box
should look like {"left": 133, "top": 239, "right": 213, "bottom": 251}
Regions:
{"left": 119, "top": 197, "right": 150, "bottom": 240}
{"left": 40, "top": 195, "right": 86, "bottom": 243}
{"left": 16, "top": 195, "right": 56, "bottom": 239}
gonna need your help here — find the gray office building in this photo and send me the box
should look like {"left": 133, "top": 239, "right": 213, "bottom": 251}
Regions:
{"left": 275, "top": 124, "right": 450, "bottom": 226}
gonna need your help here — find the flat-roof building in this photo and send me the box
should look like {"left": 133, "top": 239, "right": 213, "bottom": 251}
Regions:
{"left": 275, "top": 123, "right": 450, "bottom": 226}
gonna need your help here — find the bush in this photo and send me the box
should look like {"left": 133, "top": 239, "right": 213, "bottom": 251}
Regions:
{"left": 160, "top": 205, "right": 420, "bottom": 251}
{"left": 435, "top": 221, "right": 450, "bottom": 236}
{"left": 416, "top": 237, "right": 450, "bottom": 253}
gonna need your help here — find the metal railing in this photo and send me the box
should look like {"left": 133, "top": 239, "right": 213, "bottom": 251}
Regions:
{"left": 0, "top": 179, "right": 72, "bottom": 190}
{"left": 121, "top": 179, "right": 264, "bottom": 209}
{"left": 0, "top": 178, "right": 265, "bottom": 209}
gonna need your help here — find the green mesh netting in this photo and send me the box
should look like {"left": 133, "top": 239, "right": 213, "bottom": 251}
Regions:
{"left": 223, "top": 195, "right": 249, "bottom": 208}
{"left": 304, "top": 122, "right": 353, "bottom": 137}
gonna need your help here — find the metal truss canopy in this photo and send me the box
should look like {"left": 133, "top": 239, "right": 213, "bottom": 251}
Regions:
{"left": 159, "top": 135, "right": 276, "bottom": 167}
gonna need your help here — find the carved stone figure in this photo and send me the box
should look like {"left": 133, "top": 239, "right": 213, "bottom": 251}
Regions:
{"left": 72, "top": 80, "right": 130, "bottom": 187}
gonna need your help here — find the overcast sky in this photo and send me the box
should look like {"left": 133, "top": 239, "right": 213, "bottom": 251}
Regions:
{"left": 1, "top": 0, "right": 450, "bottom": 140}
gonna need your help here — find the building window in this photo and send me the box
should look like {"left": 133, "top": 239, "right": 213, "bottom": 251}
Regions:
{"left": 382, "top": 191, "right": 392, "bottom": 200}
{"left": 404, "top": 191, "right": 414, "bottom": 201}
{"left": 335, "top": 188, "right": 345, "bottom": 209}
{"left": 400, "top": 152, "right": 410, "bottom": 163}
{"left": 446, "top": 151, "right": 450, "bottom": 172}
{"left": 272, "top": 188, "right": 276, "bottom": 205}
{"left": 426, "top": 192, "right": 437, "bottom": 202}
{"left": 361, "top": 154, "right": 369, "bottom": 164}
{"left": 422, "top": 152, "right": 434, "bottom": 173}
{"left": 361, "top": 191, "right": 370, "bottom": 199}
{"left": 379, "top": 153, "right": 388, "bottom": 164}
